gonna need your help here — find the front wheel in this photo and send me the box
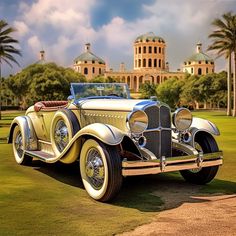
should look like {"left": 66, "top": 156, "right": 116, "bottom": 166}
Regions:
{"left": 180, "top": 134, "right": 219, "bottom": 184}
{"left": 80, "top": 139, "right": 122, "bottom": 202}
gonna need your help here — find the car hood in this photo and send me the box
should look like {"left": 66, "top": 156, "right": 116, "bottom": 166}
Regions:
{"left": 77, "top": 99, "right": 153, "bottom": 112}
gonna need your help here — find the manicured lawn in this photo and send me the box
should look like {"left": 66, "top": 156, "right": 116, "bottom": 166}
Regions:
{"left": 0, "top": 110, "right": 235, "bottom": 235}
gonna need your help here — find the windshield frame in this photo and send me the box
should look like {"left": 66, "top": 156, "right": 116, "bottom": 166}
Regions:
{"left": 70, "top": 83, "right": 131, "bottom": 100}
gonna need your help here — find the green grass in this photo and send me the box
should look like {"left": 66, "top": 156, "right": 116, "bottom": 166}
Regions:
{"left": 0, "top": 110, "right": 236, "bottom": 235}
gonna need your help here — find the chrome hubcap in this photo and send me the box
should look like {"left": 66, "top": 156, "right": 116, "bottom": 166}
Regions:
{"left": 54, "top": 120, "right": 69, "bottom": 152}
{"left": 15, "top": 131, "right": 23, "bottom": 157}
{"left": 85, "top": 148, "right": 104, "bottom": 190}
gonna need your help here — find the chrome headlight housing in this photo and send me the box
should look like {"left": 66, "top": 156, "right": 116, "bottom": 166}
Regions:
{"left": 172, "top": 108, "right": 192, "bottom": 131}
{"left": 127, "top": 110, "right": 148, "bottom": 135}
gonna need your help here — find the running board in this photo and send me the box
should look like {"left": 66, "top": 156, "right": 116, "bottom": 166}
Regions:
{"left": 25, "top": 150, "right": 56, "bottom": 163}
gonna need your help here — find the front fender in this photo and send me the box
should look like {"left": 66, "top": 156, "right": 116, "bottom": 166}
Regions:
{"left": 75, "top": 123, "right": 126, "bottom": 145}
{"left": 54, "top": 123, "right": 126, "bottom": 164}
{"left": 189, "top": 117, "right": 220, "bottom": 146}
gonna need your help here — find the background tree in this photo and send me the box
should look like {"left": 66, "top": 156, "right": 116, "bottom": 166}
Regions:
{"left": 0, "top": 19, "right": 21, "bottom": 119}
{"left": 6, "top": 63, "right": 86, "bottom": 108}
{"left": 139, "top": 82, "right": 157, "bottom": 99}
{"left": 208, "top": 12, "right": 236, "bottom": 116}
{"left": 157, "top": 77, "right": 184, "bottom": 109}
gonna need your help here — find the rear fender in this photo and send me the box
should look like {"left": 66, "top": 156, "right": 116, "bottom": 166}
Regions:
{"left": 8, "top": 116, "right": 38, "bottom": 150}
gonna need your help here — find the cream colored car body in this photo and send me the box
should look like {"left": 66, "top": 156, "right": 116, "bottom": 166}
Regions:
{"left": 8, "top": 83, "right": 223, "bottom": 202}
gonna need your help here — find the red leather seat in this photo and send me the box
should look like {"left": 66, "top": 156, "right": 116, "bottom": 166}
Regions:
{"left": 34, "top": 101, "right": 68, "bottom": 112}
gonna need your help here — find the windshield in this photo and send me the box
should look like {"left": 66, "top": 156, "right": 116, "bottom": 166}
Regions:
{"left": 70, "top": 83, "right": 130, "bottom": 99}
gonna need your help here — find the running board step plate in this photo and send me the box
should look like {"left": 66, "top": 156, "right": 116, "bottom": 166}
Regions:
{"left": 25, "top": 150, "right": 55, "bottom": 162}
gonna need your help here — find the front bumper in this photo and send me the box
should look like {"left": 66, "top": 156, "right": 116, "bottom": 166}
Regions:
{"left": 122, "top": 151, "right": 223, "bottom": 176}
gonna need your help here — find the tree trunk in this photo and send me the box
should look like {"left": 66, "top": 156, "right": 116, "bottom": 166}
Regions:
{"left": 227, "top": 54, "right": 232, "bottom": 116}
{"left": 233, "top": 51, "right": 236, "bottom": 117}
{"left": 0, "top": 62, "right": 2, "bottom": 120}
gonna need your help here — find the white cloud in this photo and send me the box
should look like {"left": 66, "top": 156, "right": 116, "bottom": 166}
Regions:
{"left": 28, "top": 35, "right": 41, "bottom": 53}
{"left": 13, "top": 21, "right": 29, "bottom": 38}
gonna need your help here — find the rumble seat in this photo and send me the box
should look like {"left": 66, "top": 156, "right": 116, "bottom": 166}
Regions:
{"left": 34, "top": 101, "right": 68, "bottom": 112}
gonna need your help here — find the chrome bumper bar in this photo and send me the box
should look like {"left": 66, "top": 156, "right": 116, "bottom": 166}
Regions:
{"left": 122, "top": 151, "right": 223, "bottom": 176}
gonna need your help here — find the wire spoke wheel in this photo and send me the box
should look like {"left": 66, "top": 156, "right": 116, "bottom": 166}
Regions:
{"left": 54, "top": 119, "right": 69, "bottom": 152}
{"left": 80, "top": 139, "right": 122, "bottom": 202}
{"left": 85, "top": 148, "right": 105, "bottom": 190}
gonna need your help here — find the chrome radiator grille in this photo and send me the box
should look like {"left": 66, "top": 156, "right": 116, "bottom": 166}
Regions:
{"left": 143, "top": 105, "right": 172, "bottom": 158}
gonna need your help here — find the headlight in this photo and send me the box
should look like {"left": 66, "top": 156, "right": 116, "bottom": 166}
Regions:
{"left": 172, "top": 108, "right": 192, "bottom": 131}
{"left": 127, "top": 110, "right": 148, "bottom": 134}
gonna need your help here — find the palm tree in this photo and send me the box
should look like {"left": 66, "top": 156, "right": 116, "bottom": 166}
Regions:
{"left": 208, "top": 12, "right": 236, "bottom": 116}
{"left": 0, "top": 20, "right": 21, "bottom": 120}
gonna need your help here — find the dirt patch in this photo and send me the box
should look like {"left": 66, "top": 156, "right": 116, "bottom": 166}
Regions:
{"left": 118, "top": 180, "right": 236, "bottom": 236}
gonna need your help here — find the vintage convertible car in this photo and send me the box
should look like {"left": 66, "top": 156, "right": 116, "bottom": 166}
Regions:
{"left": 8, "top": 83, "right": 223, "bottom": 202}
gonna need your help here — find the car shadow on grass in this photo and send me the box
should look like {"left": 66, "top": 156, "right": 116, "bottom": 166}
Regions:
{"left": 32, "top": 160, "right": 236, "bottom": 212}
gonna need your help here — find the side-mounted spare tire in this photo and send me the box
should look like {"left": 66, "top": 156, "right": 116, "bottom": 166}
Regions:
{"left": 50, "top": 109, "right": 80, "bottom": 156}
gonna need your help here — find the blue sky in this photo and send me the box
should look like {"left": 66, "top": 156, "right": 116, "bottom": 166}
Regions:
{"left": 1, "top": 0, "right": 236, "bottom": 77}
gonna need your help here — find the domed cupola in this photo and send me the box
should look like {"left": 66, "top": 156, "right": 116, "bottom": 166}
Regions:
{"left": 133, "top": 32, "right": 166, "bottom": 71}
{"left": 183, "top": 43, "right": 214, "bottom": 75}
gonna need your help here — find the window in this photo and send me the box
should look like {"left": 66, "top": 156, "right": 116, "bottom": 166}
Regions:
{"left": 92, "top": 60, "right": 95, "bottom": 64}
{"left": 149, "top": 46, "right": 152, "bottom": 53}
{"left": 159, "top": 47, "right": 161, "bottom": 53}
{"left": 206, "top": 68, "right": 208, "bottom": 74}
{"left": 143, "top": 59, "right": 146, "bottom": 67}
{"left": 138, "top": 59, "right": 141, "bottom": 67}
{"left": 135, "top": 47, "right": 137, "bottom": 54}
{"left": 148, "top": 58, "right": 152, "bottom": 67}
{"left": 198, "top": 68, "right": 202, "bottom": 75}
{"left": 191, "top": 68, "right": 193, "bottom": 74}
{"left": 159, "top": 59, "right": 161, "bottom": 68}
{"left": 84, "top": 61, "right": 87, "bottom": 64}
{"left": 154, "top": 59, "right": 157, "bottom": 67}
{"left": 199, "top": 61, "right": 201, "bottom": 64}
{"left": 135, "top": 60, "right": 137, "bottom": 67}
{"left": 143, "top": 46, "right": 146, "bottom": 53}
{"left": 139, "top": 47, "right": 141, "bottom": 53}
{"left": 188, "top": 61, "right": 191, "bottom": 65}
{"left": 154, "top": 47, "right": 157, "bottom": 53}
{"left": 84, "top": 67, "right": 88, "bottom": 74}
{"left": 99, "top": 68, "right": 101, "bottom": 74}
{"left": 206, "top": 60, "right": 208, "bottom": 64}
{"left": 92, "top": 67, "right": 95, "bottom": 73}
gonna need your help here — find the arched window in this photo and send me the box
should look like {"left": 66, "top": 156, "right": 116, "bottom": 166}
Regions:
{"left": 198, "top": 68, "right": 202, "bottom": 75}
{"left": 154, "top": 59, "right": 157, "bottom": 67}
{"left": 92, "top": 67, "right": 95, "bottom": 73}
{"left": 148, "top": 59, "right": 152, "bottom": 67}
{"left": 149, "top": 46, "right": 152, "bottom": 53}
{"left": 159, "top": 47, "right": 161, "bottom": 53}
{"left": 206, "top": 67, "right": 208, "bottom": 74}
{"left": 154, "top": 47, "right": 157, "bottom": 53}
{"left": 84, "top": 67, "right": 88, "bottom": 74}
{"left": 99, "top": 68, "right": 101, "bottom": 74}
{"left": 143, "top": 46, "right": 146, "bottom": 53}
{"left": 139, "top": 47, "right": 141, "bottom": 53}
{"left": 158, "top": 59, "right": 161, "bottom": 68}
{"left": 138, "top": 59, "right": 141, "bottom": 67}
{"left": 143, "top": 59, "right": 146, "bottom": 67}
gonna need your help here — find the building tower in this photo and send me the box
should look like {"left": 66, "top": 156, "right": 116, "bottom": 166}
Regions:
{"left": 183, "top": 42, "right": 214, "bottom": 75}
{"left": 73, "top": 43, "right": 106, "bottom": 80}
{"left": 133, "top": 32, "right": 166, "bottom": 71}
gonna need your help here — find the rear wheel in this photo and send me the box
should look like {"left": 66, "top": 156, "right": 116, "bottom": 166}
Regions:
{"left": 12, "top": 125, "right": 32, "bottom": 165}
{"left": 80, "top": 139, "right": 122, "bottom": 202}
{"left": 180, "top": 134, "right": 219, "bottom": 184}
